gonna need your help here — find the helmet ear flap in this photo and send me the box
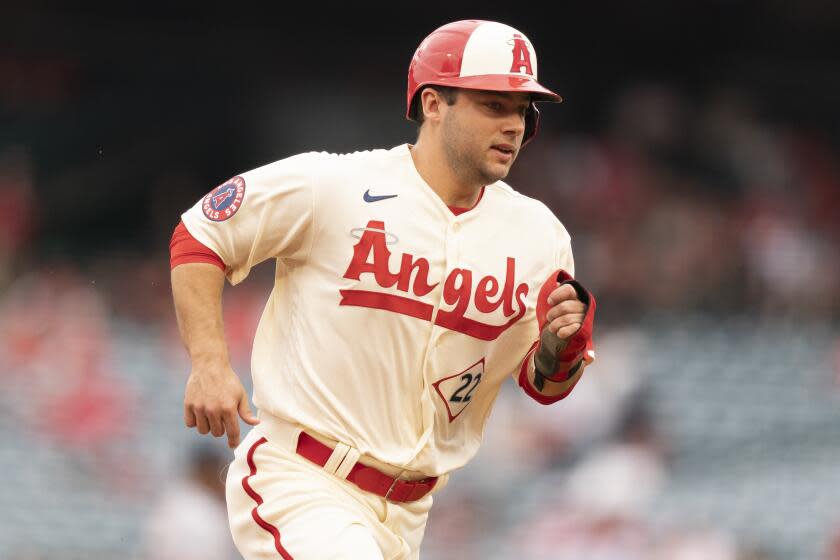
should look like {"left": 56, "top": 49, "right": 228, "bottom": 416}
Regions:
{"left": 408, "top": 86, "right": 425, "bottom": 122}
{"left": 523, "top": 103, "right": 540, "bottom": 146}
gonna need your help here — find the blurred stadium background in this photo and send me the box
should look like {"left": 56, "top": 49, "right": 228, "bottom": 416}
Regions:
{"left": 2, "top": 2, "right": 840, "bottom": 559}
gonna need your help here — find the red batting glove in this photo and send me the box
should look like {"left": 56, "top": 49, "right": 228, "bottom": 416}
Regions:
{"left": 533, "top": 269, "right": 596, "bottom": 385}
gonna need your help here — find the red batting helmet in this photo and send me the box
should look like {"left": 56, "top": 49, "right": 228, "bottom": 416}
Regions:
{"left": 407, "top": 20, "right": 562, "bottom": 145}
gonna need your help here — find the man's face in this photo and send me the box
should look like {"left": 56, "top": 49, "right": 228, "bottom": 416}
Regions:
{"left": 439, "top": 89, "right": 530, "bottom": 186}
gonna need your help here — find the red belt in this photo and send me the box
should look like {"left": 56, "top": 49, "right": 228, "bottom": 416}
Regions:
{"left": 295, "top": 432, "right": 438, "bottom": 503}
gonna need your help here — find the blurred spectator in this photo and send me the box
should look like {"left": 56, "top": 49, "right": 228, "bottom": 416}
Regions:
{"left": 561, "top": 402, "right": 668, "bottom": 521}
{"left": 743, "top": 208, "right": 838, "bottom": 315}
{"left": 142, "top": 443, "right": 237, "bottom": 560}
{"left": 506, "top": 401, "right": 666, "bottom": 559}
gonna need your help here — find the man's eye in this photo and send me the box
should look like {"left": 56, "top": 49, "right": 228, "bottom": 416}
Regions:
{"left": 487, "top": 102, "right": 502, "bottom": 111}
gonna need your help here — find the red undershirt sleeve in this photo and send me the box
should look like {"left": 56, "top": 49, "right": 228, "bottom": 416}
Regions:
{"left": 169, "top": 220, "right": 225, "bottom": 271}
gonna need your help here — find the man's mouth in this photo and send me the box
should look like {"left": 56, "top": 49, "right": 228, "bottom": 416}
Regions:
{"left": 492, "top": 144, "right": 515, "bottom": 155}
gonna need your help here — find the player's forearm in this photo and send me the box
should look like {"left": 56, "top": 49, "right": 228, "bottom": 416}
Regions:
{"left": 525, "top": 357, "right": 584, "bottom": 397}
{"left": 517, "top": 341, "right": 587, "bottom": 405}
{"left": 171, "top": 262, "right": 231, "bottom": 366}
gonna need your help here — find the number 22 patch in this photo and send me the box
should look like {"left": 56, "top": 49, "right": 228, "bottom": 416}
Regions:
{"left": 432, "top": 358, "right": 484, "bottom": 422}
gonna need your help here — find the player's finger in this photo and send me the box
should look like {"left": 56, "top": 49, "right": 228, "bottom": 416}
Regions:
{"left": 184, "top": 404, "right": 197, "bottom": 428}
{"left": 550, "top": 313, "right": 584, "bottom": 334}
{"left": 194, "top": 409, "right": 211, "bottom": 435}
{"left": 223, "top": 410, "right": 241, "bottom": 448}
{"left": 550, "top": 312, "right": 584, "bottom": 328}
{"left": 545, "top": 300, "right": 586, "bottom": 322}
{"left": 207, "top": 409, "right": 225, "bottom": 437}
{"left": 555, "top": 321, "right": 583, "bottom": 340}
{"left": 238, "top": 396, "right": 260, "bottom": 426}
{"left": 547, "top": 283, "right": 577, "bottom": 305}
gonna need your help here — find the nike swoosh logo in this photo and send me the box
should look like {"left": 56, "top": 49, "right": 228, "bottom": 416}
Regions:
{"left": 364, "top": 189, "right": 398, "bottom": 203}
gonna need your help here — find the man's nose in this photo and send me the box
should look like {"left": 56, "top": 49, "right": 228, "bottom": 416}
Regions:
{"left": 502, "top": 111, "right": 526, "bottom": 137}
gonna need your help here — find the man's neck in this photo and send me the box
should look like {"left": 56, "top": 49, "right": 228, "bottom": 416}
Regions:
{"left": 408, "top": 141, "right": 484, "bottom": 209}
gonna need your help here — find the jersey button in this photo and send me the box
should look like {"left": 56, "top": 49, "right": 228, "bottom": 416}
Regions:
{"left": 453, "top": 222, "right": 461, "bottom": 232}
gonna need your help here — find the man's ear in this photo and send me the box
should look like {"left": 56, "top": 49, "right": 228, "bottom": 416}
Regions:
{"left": 420, "top": 87, "right": 444, "bottom": 123}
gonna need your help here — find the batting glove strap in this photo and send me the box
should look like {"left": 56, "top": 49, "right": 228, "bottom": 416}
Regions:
{"left": 517, "top": 341, "right": 582, "bottom": 405}
{"left": 534, "top": 269, "right": 597, "bottom": 382}
{"left": 518, "top": 341, "right": 561, "bottom": 405}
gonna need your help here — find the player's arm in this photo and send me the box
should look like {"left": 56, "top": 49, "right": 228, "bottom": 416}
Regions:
{"left": 518, "top": 270, "right": 596, "bottom": 404}
{"left": 170, "top": 227, "right": 259, "bottom": 449}
{"left": 171, "top": 157, "right": 316, "bottom": 446}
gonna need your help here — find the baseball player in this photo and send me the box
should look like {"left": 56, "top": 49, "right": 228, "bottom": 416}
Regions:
{"left": 170, "top": 19, "right": 596, "bottom": 559}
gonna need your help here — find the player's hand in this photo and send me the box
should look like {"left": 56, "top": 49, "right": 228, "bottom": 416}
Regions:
{"left": 543, "top": 283, "right": 587, "bottom": 341}
{"left": 184, "top": 362, "right": 260, "bottom": 449}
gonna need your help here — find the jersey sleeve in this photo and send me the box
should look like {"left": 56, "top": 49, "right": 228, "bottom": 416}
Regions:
{"left": 552, "top": 213, "right": 574, "bottom": 278}
{"left": 180, "top": 152, "right": 318, "bottom": 285}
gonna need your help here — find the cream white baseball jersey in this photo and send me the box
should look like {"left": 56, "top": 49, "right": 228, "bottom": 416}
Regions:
{"left": 182, "top": 143, "right": 583, "bottom": 477}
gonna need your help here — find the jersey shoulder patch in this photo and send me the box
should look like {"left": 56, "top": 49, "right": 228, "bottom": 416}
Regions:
{"left": 202, "top": 176, "right": 246, "bottom": 222}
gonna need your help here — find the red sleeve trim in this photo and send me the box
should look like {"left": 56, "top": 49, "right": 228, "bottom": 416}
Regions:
{"left": 169, "top": 220, "right": 225, "bottom": 271}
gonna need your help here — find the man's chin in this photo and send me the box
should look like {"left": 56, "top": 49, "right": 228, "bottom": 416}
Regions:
{"left": 482, "top": 163, "right": 510, "bottom": 183}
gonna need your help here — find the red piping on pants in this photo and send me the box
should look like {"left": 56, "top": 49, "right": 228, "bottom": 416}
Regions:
{"left": 241, "top": 436, "right": 295, "bottom": 560}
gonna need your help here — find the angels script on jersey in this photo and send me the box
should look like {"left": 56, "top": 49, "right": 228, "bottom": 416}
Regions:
{"left": 340, "top": 220, "right": 529, "bottom": 341}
